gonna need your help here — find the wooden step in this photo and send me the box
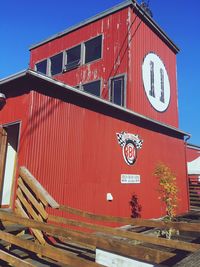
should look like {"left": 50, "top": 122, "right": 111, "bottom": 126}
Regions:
{"left": 10, "top": 248, "right": 29, "bottom": 259}
{"left": 3, "top": 224, "right": 27, "bottom": 234}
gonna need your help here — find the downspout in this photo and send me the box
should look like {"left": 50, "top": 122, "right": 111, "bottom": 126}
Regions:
{"left": 184, "top": 134, "right": 191, "bottom": 212}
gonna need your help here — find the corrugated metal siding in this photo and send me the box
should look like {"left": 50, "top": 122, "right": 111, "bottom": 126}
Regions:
{"left": 19, "top": 90, "right": 188, "bottom": 218}
{"left": 128, "top": 9, "right": 179, "bottom": 127}
{"left": 30, "top": 8, "right": 129, "bottom": 102}
{"left": 0, "top": 6, "right": 188, "bottom": 218}
{"left": 30, "top": 6, "right": 180, "bottom": 129}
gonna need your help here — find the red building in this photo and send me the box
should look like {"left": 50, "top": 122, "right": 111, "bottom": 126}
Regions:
{"left": 0, "top": 0, "right": 190, "bottom": 218}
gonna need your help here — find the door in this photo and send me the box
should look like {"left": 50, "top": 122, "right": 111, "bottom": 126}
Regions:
{"left": 0, "top": 123, "right": 20, "bottom": 208}
{"left": 0, "top": 127, "right": 8, "bottom": 203}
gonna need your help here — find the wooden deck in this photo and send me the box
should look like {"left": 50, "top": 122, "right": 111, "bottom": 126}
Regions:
{"left": 1, "top": 167, "right": 200, "bottom": 266}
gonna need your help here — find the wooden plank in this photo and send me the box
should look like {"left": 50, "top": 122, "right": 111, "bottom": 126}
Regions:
{"left": 0, "top": 230, "right": 103, "bottom": 267}
{"left": 16, "top": 188, "right": 43, "bottom": 222}
{"left": 189, "top": 193, "right": 200, "bottom": 197}
{"left": 18, "top": 177, "right": 48, "bottom": 220}
{"left": 48, "top": 214, "right": 200, "bottom": 253}
{"left": 26, "top": 258, "right": 73, "bottom": 267}
{"left": 19, "top": 167, "right": 59, "bottom": 208}
{"left": 190, "top": 201, "right": 200, "bottom": 204}
{"left": 0, "top": 249, "right": 34, "bottom": 267}
{"left": 15, "top": 198, "right": 46, "bottom": 245}
{"left": 189, "top": 188, "right": 200, "bottom": 191}
{"left": 190, "top": 197, "right": 200, "bottom": 202}
{"left": 11, "top": 248, "right": 29, "bottom": 258}
{"left": 3, "top": 224, "right": 26, "bottom": 234}
{"left": 58, "top": 204, "right": 200, "bottom": 231}
{"left": 189, "top": 184, "right": 200, "bottom": 187}
{"left": 190, "top": 206, "right": 200, "bottom": 211}
{"left": 189, "top": 190, "right": 200, "bottom": 194}
{"left": 190, "top": 201, "right": 200, "bottom": 205}
{"left": 0, "top": 210, "right": 176, "bottom": 264}
{"left": 53, "top": 233, "right": 175, "bottom": 264}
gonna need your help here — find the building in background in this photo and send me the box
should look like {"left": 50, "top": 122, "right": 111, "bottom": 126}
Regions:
{"left": 0, "top": 0, "right": 190, "bottom": 218}
{"left": 187, "top": 143, "right": 200, "bottom": 210}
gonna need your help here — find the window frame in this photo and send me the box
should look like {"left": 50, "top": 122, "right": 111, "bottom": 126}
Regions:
{"left": 109, "top": 74, "right": 127, "bottom": 107}
{"left": 64, "top": 44, "right": 82, "bottom": 72}
{"left": 49, "top": 52, "right": 64, "bottom": 76}
{"left": 81, "top": 79, "right": 102, "bottom": 98}
{"left": 34, "top": 34, "right": 103, "bottom": 75}
{"left": 35, "top": 59, "right": 48, "bottom": 75}
{"left": 83, "top": 35, "right": 103, "bottom": 65}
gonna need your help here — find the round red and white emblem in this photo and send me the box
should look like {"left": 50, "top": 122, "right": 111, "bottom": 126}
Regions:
{"left": 123, "top": 140, "right": 137, "bottom": 166}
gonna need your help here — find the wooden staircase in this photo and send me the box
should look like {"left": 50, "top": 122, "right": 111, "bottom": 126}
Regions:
{"left": 189, "top": 177, "right": 200, "bottom": 210}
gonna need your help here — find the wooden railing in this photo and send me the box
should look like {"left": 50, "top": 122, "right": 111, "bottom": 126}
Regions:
{"left": 0, "top": 166, "right": 200, "bottom": 266}
{"left": 15, "top": 167, "right": 59, "bottom": 244}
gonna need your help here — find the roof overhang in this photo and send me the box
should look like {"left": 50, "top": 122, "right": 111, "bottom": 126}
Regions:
{"left": 187, "top": 143, "right": 200, "bottom": 151}
{"left": 29, "top": 0, "right": 179, "bottom": 54}
{"left": 0, "top": 69, "right": 189, "bottom": 138}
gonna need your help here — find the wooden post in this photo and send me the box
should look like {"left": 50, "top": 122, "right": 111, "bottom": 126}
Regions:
{"left": 0, "top": 127, "right": 7, "bottom": 204}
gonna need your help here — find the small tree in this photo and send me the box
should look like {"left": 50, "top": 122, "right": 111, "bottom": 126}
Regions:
{"left": 129, "top": 193, "right": 142, "bottom": 218}
{"left": 155, "top": 163, "right": 179, "bottom": 239}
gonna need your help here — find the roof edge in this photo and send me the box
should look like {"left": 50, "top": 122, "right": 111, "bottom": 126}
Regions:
{"left": 187, "top": 143, "right": 200, "bottom": 151}
{"left": 29, "top": 0, "right": 179, "bottom": 53}
{"left": 0, "top": 69, "right": 189, "bottom": 137}
{"left": 132, "top": 2, "right": 179, "bottom": 53}
{"left": 0, "top": 70, "right": 27, "bottom": 84}
{"left": 29, "top": 0, "right": 133, "bottom": 50}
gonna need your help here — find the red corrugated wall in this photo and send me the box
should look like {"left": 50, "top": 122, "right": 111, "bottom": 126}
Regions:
{"left": 128, "top": 9, "right": 179, "bottom": 127}
{"left": 0, "top": 5, "right": 188, "bottom": 219}
{"left": 30, "top": 6, "right": 179, "bottom": 128}
{"left": 11, "top": 89, "right": 187, "bottom": 219}
{"left": 30, "top": 8, "right": 129, "bottom": 99}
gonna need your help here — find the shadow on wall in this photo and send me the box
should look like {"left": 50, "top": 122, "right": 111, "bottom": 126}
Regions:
{"left": 129, "top": 193, "right": 142, "bottom": 218}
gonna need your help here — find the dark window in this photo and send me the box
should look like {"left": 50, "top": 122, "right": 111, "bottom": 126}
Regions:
{"left": 50, "top": 53, "right": 63, "bottom": 76}
{"left": 36, "top": 60, "right": 47, "bottom": 75}
{"left": 82, "top": 80, "right": 101, "bottom": 97}
{"left": 85, "top": 36, "right": 102, "bottom": 64}
{"left": 110, "top": 76, "right": 125, "bottom": 106}
{"left": 65, "top": 45, "right": 81, "bottom": 71}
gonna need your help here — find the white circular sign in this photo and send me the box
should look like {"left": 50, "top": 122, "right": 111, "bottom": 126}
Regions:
{"left": 142, "top": 53, "right": 170, "bottom": 112}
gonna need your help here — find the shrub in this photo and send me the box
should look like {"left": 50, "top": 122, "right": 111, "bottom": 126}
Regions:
{"left": 155, "top": 163, "right": 179, "bottom": 239}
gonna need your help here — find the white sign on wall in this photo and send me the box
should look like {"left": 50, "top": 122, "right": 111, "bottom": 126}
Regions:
{"left": 96, "top": 249, "right": 155, "bottom": 267}
{"left": 121, "top": 174, "right": 141, "bottom": 184}
{"left": 142, "top": 52, "right": 170, "bottom": 112}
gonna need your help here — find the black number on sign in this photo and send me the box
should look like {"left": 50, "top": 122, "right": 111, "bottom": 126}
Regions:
{"left": 149, "top": 61, "right": 155, "bottom": 97}
{"left": 160, "top": 68, "right": 165, "bottom": 103}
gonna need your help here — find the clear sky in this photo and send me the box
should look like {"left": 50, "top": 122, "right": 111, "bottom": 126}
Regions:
{"left": 0, "top": 0, "right": 199, "bottom": 145}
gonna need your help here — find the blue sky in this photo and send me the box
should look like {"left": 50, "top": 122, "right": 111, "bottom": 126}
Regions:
{"left": 0, "top": 0, "right": 199, "bottom": 145}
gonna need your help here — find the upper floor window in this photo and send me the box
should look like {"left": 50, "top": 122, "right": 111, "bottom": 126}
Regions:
{"left": 50, "top": 53, "right": 63, "bottom": 76}
{"left": 65, "top": 45, "right": 81, "bottom": 71}
{"left": 110, "top": 75, "right": 125, "bottom": 107}
{"left": 35, "top": 59, "right": 47, "bottom": 75}
{"left": 85, "top": 35, "right": 102, "bottom": 64}
{"left": 82, "top": 80, "right": 101, "bottom": 97}
{"left": 35, "top": 35, "right": 102, "bottom": 76}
